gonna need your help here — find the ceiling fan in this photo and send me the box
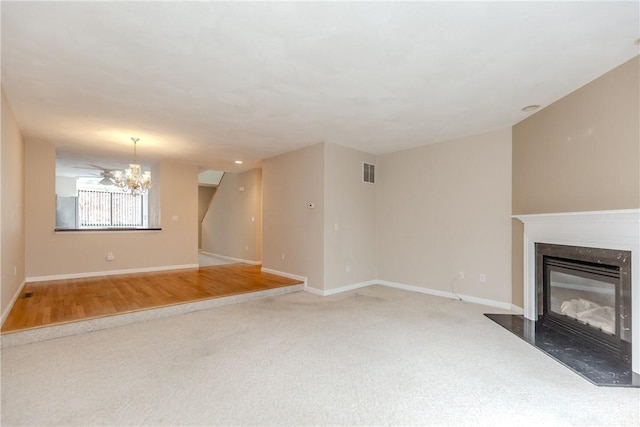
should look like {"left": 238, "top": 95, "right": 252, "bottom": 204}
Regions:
{"left": 73, "top": 164, "right": 116, "bottom": 185}
{"left": 97, "top": 169, "right": 115, "bottom": 186}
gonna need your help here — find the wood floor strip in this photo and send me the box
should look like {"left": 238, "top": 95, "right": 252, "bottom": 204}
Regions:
{"left": 1, "top": 264, "right": 302, "bottom": 333}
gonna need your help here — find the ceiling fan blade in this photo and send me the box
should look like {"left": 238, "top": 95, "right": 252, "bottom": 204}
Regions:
{"left": 90, "top": 164, "right": 116, "bottom": 173}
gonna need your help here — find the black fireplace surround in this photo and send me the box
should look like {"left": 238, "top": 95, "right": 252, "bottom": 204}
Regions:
{"left": 536, "top": 243, "right": 632, "bottom": 367}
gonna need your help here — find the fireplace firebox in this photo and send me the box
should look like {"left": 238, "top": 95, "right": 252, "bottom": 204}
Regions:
{"left": 536, "top": 243, "right": 631, "bottom": 367}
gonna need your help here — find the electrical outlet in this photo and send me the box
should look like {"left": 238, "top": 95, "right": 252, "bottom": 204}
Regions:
{"left": 480, "top": 274, "right": 486, "bottom": 283}
{"left": 106, "top": 252, "right": 115, "bottom": 261}
{"left": 458, "top": 271, "right": 464, "bottom": 279}
{"left": 281, "top": 252, "right": 285, "bottom": 260}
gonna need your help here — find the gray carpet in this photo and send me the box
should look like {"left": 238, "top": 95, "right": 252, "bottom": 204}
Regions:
{"left": 2, "top": 285, "right": 639, "bottom": 426}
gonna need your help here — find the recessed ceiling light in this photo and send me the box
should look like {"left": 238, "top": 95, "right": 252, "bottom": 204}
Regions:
{"left": 235, "top": 160, "right": 243, "bottom": 164}
{"left": 521, "top": 105, "right": 540, "bottom": 112}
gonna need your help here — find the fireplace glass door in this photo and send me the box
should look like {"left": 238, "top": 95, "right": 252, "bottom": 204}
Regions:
{"left": 549, "top": 270, "right": 617, "bottom": 336}
{"left": 543, "top": 256, "right": 622, "bottom": 356}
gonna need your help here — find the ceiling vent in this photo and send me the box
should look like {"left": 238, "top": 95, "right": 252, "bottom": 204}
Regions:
{"left": 363, "top": 163, "right": 375, "bottom": 184}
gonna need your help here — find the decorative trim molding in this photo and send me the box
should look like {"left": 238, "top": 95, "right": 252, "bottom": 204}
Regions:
{"left": 513, "top": 209, "right": 640, "bottom": 224}
{"left": 302, "top": 278, "right": 515, "bottom": 311}
{"left": 1, "top": 280, "right": 26, "bottom": 326}
{"left": 305, "top": 280, "right": 377, "bottom": 296}
{"left": 377, "top": 280, "right": 456, "bottom": 299}
{"left": 460, "top": 293, "right": 514, "bottom": 311}
{"left": 378, "top": 280, "right": 514, "bottom": 311}
{"left": 260, "top": 268, "right": 307, "bottom": 286}
{"left": 510, "top": 305, "right": 524, "bottom": 315}
{"left": 200, "top": 251, "right": 261, "bottom": 266}
{"left": 303, "top": 286, "right": 324, "bottom": 296}
{"left": 26, "top": 264, "right": 200, "bottom": 283}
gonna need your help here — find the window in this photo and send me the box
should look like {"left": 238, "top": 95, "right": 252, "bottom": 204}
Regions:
{"left": 55, "top": 177, "right": 149, "bottom": 230}
{"left": 78, "top": 190, "right": 144, "bottom": 228}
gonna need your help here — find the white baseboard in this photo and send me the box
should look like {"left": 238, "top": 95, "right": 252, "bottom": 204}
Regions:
{"left": 305, "top": 280, "right": 378, "bottom": 296}
{"left": 1, "top": 279, "right": 26, "bottom": 326}
{"left": 26, "top": 264, "right": 200, "bottom": 283}
{"left": 510, "top": 304, "right": 524, "bottom": 314}
{"left": 303, "top": 286, "right": 324, "bottom": 296}
{"left": 342, "top": 280, "right": 522, "bottom": 314}
{"left": 458, "top": 293, "right": 513, "bottom": 311}
{"left": 260, "top": 268, "right": 307, "bottom": 286}
{"left": 377, "top": 280, "right": 457, "bottom": 300}
{"left": 200, "top": 251, "right": 261, "bottom": 266}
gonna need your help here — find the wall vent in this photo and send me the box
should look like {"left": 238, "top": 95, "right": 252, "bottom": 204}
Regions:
{"left": 363, "top": 163, "right": 375, "bottom": 184}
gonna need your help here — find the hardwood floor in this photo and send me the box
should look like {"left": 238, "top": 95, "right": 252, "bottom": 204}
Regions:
{"left": 1, "top": 264, "right": 302, "bottom": 333}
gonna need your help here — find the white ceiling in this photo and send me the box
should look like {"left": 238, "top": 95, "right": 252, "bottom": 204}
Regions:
{"left": 2, "top": 1, "right": 639, "bottom": 174}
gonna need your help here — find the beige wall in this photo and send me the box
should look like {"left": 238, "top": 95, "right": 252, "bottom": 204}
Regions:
{"left": 201, "top": 169, "right": 262, "bottom": 261}
{"left": 25, "top": 139, "right": 198, "bottom": 278}
{"left": 511, "top": 56, "right": 640, "bottom": 308}
{"left": 324, "top": 143, "right": 377, "bottom": 289}
{"left": 377, "top": 128, "right": 513, "bottom": 304}
{"left": 147, "top": 163, "right": 161, "bottom": 228}
{"left": 1, "top": 90, "right": 26, "bottom": 318}
{"left": 262, "top": 143, "right": 324, "bottom": 287}
{"left": 198, "top": 186, "right": 216, "bottom": 249}
{"left": 513, "top": 56, "right": 640, "bottom": 215}
{"left": 511, "top": 219, "right": 524, "bottom": 308}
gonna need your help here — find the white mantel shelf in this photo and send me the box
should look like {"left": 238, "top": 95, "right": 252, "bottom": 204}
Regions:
{"left": 513, "top": 208, "right": 640, "bottom": 222}
{"left": 513, "top": 208, "right": 640, "bottom": 374}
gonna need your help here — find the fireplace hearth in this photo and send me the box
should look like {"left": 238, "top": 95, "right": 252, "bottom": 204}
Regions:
{"left": 485, "top": 313, "right": 640, "bottom": 386}
{"left": 487, "top": 243, "right": 637, "bottom": 386}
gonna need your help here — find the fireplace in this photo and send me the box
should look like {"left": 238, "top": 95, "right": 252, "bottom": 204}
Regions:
{"left": 536, "top": 243, "right": 631, "bottom": 366}
{"left": 514, "top": 209, "right": 640, "bottom": 377}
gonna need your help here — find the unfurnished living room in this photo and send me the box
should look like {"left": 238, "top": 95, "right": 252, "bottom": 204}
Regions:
{"left": 1, "top": 2, "right": 639, "bottom": 426}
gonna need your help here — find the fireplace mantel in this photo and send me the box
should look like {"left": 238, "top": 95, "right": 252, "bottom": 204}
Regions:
{"left": 513, "top": 209, "right": 640, "bottom": 374}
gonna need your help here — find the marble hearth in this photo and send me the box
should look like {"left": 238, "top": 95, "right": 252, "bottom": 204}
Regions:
{"left": 513, "top": 209, "right": 640, "bottom": 375}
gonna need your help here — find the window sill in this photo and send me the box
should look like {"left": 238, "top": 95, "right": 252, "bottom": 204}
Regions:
{"left": 55, "top": 228, "right": 162, "bottom": 233}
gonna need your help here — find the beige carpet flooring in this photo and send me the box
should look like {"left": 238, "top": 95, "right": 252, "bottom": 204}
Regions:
{"left": 1, "top": 285, "right": 639, "bottom": 426}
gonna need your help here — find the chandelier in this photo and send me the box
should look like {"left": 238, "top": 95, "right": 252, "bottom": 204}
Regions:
{"left": 114, "top": 137, "right": 152, "bottom": 195}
